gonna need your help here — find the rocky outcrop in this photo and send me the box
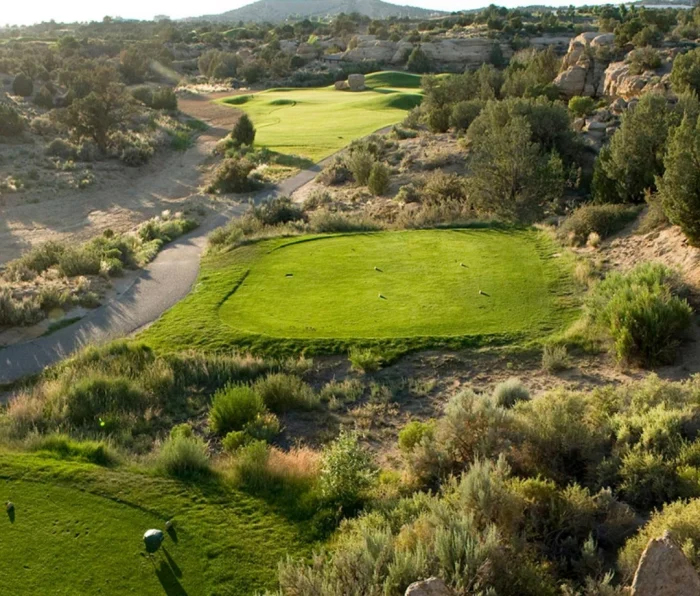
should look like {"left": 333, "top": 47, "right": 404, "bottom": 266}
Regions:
{"left": 554, "top": 32, "right": 616, "bottom": 98}
{"left": 405, "top": 577, "right": 452, "bottom": 596}
{"left": 348, "top": 73, "right": 366, "bottom": 91}
{"left": 341, "top": 37, "right": 512, "bottom": 67}
{"left": 631, "top": 531, "right": 700, "bottom": 596}
{"left": 602, "top": 61, "right": 672, "bottom": 100}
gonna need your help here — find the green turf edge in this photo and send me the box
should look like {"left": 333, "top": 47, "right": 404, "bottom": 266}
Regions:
{"left": 139, "top": 227, "right": 581, "bottom": 360}
{"left": 0, "top": 451, "right": 315, "bottom": 595}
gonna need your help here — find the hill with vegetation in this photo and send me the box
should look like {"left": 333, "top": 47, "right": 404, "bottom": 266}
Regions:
{"left": 194, "top": 0, "right": 445, "bottom": 23}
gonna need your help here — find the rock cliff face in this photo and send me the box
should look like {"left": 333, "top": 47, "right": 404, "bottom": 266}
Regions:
{"left": 631, "top": 531, "right": 700, "bottom": 596}
{"left": 405, "top": 577, "right": 452, "bottom": 596}
{"left": 553, "top": 32, "right": 616, "bottom": 98}
{"left": 602, "top": 60, "right": 673, "bottom": 100}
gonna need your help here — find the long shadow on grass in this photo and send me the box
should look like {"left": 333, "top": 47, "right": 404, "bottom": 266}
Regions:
{"left": 156, "top": 560, "right": 187, "bottom": 596}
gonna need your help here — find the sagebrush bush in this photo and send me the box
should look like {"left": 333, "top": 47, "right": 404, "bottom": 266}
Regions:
{"left": 587, "top": 262, "right": 692, "bottom": 366}
{"left": 253, "top": 373, "right": 318, "bottom": 412}
{"left": 320, "top": 432, "right": 376, "bottom": 506}
{"left": 251, "top": 196, "right": 305, "bottom": 226}
{"left": 398, "top": 420, "right": 435, "bottom": 453}
{"left": 558, "top": 204, "right": 640, "bottom": 246}
{"left": 46, "top": 138, "right": 79, "bottom": 160}
{"left": 12, "top": 73, "right": 33, "bottom": 97}
{"left": 231, "top": 114, "right": 256, "bottom": 147}
{"left": 492, "top": 378, "right": 530, "bottom": 408}
{"left": 348, "top": 347, "right": 385, "bottom": 373}
{"left": 0, "top": 103, "right": 25, "bottom": 137}
{"left": 157, "top": 434, "right": 210, "bottom": 478}
{"left": 151, "top": 87, "right": 178, "bottom": 110}
{"left": 368, "top": 162, "right": 391, "bottom": 196}
{"left": 541, "top": 344, "right": 569, "bottom": 372}
{"left": 209, "top": 384, "right": 265, "bottom": 435}
{"left": 208, "top": 157, "right": 258, "bottom": 193}
{"left": 346, "top": 147, "right": 375, "bottom": 186}
{"left": 316, "top": 157, "right": 351, "bottom": 186}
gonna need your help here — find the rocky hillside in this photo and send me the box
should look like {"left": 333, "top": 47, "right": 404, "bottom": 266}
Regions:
{"left": 195, "top": 0, "right": 445, "bottom": 23}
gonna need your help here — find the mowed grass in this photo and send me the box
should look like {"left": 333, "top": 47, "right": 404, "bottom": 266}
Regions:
{"left": 0, "top": 453, "right": 313, "bottom": 595}
{"left": 217, "top": 71, "right": 423, "bottom": 161}
{"left": 142, "top": 228, "right": 577, "bottom": 356}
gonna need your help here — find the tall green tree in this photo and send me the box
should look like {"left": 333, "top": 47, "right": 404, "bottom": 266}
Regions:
{"left": 232, "top": 114, "right": 256, "bottom": 147}
{"left": 658, "top": 114, "right": 700, "bottom": 244}
{"left": 592, "top": 93, "right": 670, "bottom": 203}
{"left": 466, "top": 116, "right": 565, "bottom": 222}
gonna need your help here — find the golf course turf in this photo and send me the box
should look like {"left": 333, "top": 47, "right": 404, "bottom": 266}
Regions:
{"left": 217, "top": 71, "right": 423, "bottom": 161}
{"left": 142, "top": 228, "right": 577, "bottom": 356}
{"left": 0, "top": 453, "right": 313, "bottom": 595}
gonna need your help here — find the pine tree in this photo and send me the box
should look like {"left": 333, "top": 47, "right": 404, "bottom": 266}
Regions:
{"left": 232, "top": 114, "right": 256, "bottom": 147}
{"left": 659, "top": 114, "right": 700, "bottom": 244}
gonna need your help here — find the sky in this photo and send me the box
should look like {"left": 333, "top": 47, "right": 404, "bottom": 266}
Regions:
{"left": 3, "top": 0, "right": 616, "bottom": 26}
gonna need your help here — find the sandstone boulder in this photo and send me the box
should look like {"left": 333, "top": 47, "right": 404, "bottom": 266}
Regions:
{"left": 334, "top": 80, "right": 349, "bottom": 91}
{"left": 555, "top": 32, "right": 616, "bottom": 98}
{"left": 602, "top": 61, "right": 673, "bottom": 100}
{"left": 631, "top": 531, "right": 700, "bottom": 596}
{"left": 405, "top": 577, "right": 452, "bottom": 596}
{"left": 342, "top": 40, "right": 398, "bottom": 63}
{"left": 348, "top": 74, "right": 365, "bottom": 91}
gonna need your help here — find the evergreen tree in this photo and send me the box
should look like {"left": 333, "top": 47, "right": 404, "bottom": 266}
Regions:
{"left": 232, "top": 114, "right": 256, "bottom": 147}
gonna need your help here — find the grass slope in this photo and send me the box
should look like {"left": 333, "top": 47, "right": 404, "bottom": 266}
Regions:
{"left": 0, "top": 453, "right": 313, "bottom": 595}
{"left": 142, "top": 229, "right": 577, "bottom": 357}
{"left": 218, "top": 75, "right": 423, "bottom": 161}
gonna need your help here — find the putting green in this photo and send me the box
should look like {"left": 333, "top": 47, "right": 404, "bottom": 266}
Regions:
{"left": 220, "top": 229, "right": 572, "bottom": 340}
{"left": 217, "top": 71, "right": 423, "bottom": 161}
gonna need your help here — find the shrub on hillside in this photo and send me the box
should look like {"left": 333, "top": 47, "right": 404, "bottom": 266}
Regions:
{"left": 316, "top": 157, "right": 351, "bottom": 186}
{"left": 33, "top": 85, "right": 55, "bottom": 109}
{"left": 587, "top": 262, "right": 692, "bottom": 366}
{"left": 450, "top": 99, "right": 484, "bottom": 132}
{"left": 558, "top": 204, "right": 640, "bottom": 246}
{"left": 348, "top": 347, "right": 385, "bottom": 373}
{"left": 252, "top": 373, "right": 318, "bottom": 412}
{"left": 231, "top": 114, "right": 256, "bottom": 147}
{"left": 346, "top": 147, "right": 375, "bottom": 186}
{"left": 368, "top": 162, "right": 391, "bottom": 196}
{"left": 12, "top": 73, "right": 33, "bottom": 97}
{"left": 208, "top": 157, "right": 258, "bottom": 193}
{"left": 157, "top": 433, "right": 210, "bottom": 478}
{"left": 151, "top": 87, "right": 177, "bottom": 110}
{"left": 320, "top": 432, "right": 376, "bottom": 507}
{"left": 567, "top": 96, "right": 595, "bottom": 119}
{"left": 251, "top": 196, "right": 304, "bottom": 226}
{"left": 492, "top": 378, "right": 530, "bottom": 408}
{"left": 46, "top": 138, "right": 79, "bottom": 160}
{"left": 209, "top": 384, "right": 265, "bottom": 435}
{"left": 26, "top": 433, "right": 119, "bottom": 466}
{"left": 398, "top": 420, "right": 436, "bottom": 453}
{"left": 0, "top": 103, "right": 25, "bottom": 137}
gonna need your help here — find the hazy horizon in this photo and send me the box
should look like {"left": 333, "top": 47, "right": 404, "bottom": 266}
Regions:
{"left": 4, "top": 0, "right": 626, "bottom": 27}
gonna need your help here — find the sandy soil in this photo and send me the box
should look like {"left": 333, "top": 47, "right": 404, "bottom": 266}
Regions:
{"left": 0, "top": 92, "right": 242, "bottom": 265}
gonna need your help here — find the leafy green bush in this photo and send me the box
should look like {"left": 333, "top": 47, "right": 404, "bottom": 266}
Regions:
{"left": 0, "top": 103, "right": 25, "bottom": 137}
{"left": 541, "top": 344, "right": 569, "bottom": 373}
{"left": 368, "top": 162, "right": 391, "bottom": 196}
{"left": 558, "top": 204, "right": 640, "bottom": 246}
{"left": 231, "top": 114, "right": 256, "bottom": 147}
{"left": 627, "top": 47, "right": 662, "bottom": 75}
{"left": 243, "top": 412, "right": 281, "bottom": 441}
{"left": 567, "top": 96, "right": 595, "bottom": 119}
{"left": 493, "top": 378, "right": 530, "bottom": 408}
{"left": 320, "top": 432, "right": 376, "bottom": 507}
{"left": 209, "top": 384, "right": 265, "bottom": 435}
{"left": 587, "top": 263, "right": 692, "bottom": 366}
{"left": 157, "top": 434, "right": 210, "bottom": 478}
{"left": 450, "top": 100, "right": 484, "bottom": 132}
{"left": 252, "top": 373, "right": 318, "bottom": 412}
{"left": 348, "top": 347, "right": 385, "bottom": 373}
{"left": 398, "top": 420, "right": 435, "bottom": 452}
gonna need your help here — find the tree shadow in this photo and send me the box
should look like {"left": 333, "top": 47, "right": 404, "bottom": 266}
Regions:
{"left": 162, "top": 547, "right": 182, "bottom": 578}
{"left": 166, "top": 525, "right": 178, "bottom": 544}
{"left": 156, "top": 560, "right": 187, "bottom": 596}
{"left": 7, "top": 507, "right": 14, "bottom": 523}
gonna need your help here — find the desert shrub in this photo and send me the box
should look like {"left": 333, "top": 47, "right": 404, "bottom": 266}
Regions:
{"left": 619, "top": 498, "right": 700, "bottom": 579}
{"left": 348, "top": 347, "right": 385, "bottom": 373}
{"left": 421, "top": 171, "right": 467, "bottom": 204}
{"left": 26, "top": 433, "right": 118, "bottom": 466}
{"left": 319, "top": 379, "right": 364, "bottom": 409}
{"left": 57, "top": 246, "right": 101, "bottom": 276}
{"left": 12, "top": 73, "right": 33, "bottom": 97}
{"left": 251, "top": 196, "right": 304, "bottom": 226}
{"left": 151, "top": 87, "right": 177, "bottom": 110}
{"left": 558, "top": 204, "right": 640, "bottom": 246}
{"left": 209, "top": 384, "right": 265, "bottom": 435}
{"left": 493, "top": 378, "right": 530, "bottom": 408}
{"left": 208, "top": 157, "right": 258, "bottom": 193}
{"left": 368, "top": 162, "right": 391, "bottom": 196}
{"left": 303, "top": 190, "right": 333, "bottom": 210}
{"left": 0, "top": 288, "right": 42, "bottom": 327}
{"left": 670, "top": 47, "right": 700, "bottom": 95}
{"left": 130, "top": 85, "right": 153, "bottom": 106}
{"left": 316, "top": 157, "right": 351, "bottom": 186}
{"left": 542, "top": 344, "right": 569, "bottom": 372}
{"left": 395, "top": 183, "right": 420, "bottom": 204}
{"left": 617, "top": 449, "right": 680, "bottom": 511}
{"left": 450, "top": 100, "right": 484, "bottom": 132}
{"left": 231, "top": 114, "right": 256, "bottom": 147}
{"left": 587, "top": 263, "right": 692, "bottom": 366}
{"left": 568, "top": 96, "right": 595, "bottom": 119}
{"left": 157, "top": 434, "right": 210, "bottom": 478}
{"left": 406, "top": 45, "right": 432, "bottom": 73}
{"left": 222, "top": 430, "right": 249, "bottom": 452}
{"left": 627, "top": 47, "right": 662, "bottom": 75}
{"left": 252, "top": 373, "right": 318, "bottom": 412}
{"left": 119, "top": 141, "right": 155, "bottom": 167}
{"left": 33, "top": 85, "right": 55, "bottom": 109}
{"left": 0, "top": 103, "right": 25, "bottom": 137}
{"left": 346, "top": 147, "right": 375, "bottom": 186}
{"left": 46, "top": 138, "right": 78, "bottom": 160}
{"left": 309, "top": 211, "right": 382, "bottom": 233}
{"left": 426, "top": 104, "right": 451, "bottom": 133}
{"left": 398, "top": 420, "right": 436, "bottom": 453}
{"left": 244, "top": 412, "right": 282, "bottom": 441}
{"left": 320, "top": 431, "right": 376, "bottom": 507}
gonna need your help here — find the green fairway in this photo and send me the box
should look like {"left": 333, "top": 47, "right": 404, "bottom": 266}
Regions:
{"left": 217, "top": 71, "right": 423, "bottom": 161}
{"left": 142, "top": 228, "right": 577, "bottom": 356}
{"left": 0, "top": 453, "right": 313, "bottom": 595}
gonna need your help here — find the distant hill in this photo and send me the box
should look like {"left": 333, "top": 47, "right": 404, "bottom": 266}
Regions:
{"left": 194, "top": 0, "right": 446, "bottom": 23}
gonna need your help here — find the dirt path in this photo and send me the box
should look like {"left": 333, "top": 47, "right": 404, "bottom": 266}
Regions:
{"left": 0, "top": 92, "right": 241, "bottom": 265}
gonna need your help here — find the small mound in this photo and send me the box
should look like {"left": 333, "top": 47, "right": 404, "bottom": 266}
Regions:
{"left": 268, "top": 98, "right": 297, "bottom": 106}
{"left": 224, "top": 95, "right": 254, "bottom": 105}
{"left": 365, "top": 71, "right": 423, "bottom": 89}
{"left": 366, "top": 92, "right": 424, "bottom": 111}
